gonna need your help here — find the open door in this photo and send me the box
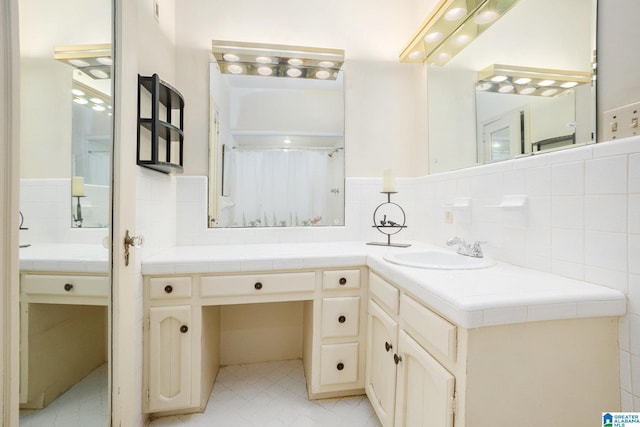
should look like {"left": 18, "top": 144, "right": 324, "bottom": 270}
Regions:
{"left": 479, "top": 108, "right": 528, "bottom": 163}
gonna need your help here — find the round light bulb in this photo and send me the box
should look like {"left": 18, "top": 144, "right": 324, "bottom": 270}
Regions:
{"left": 490, "top": 75, "right": 508, "bottom": 83}
{"left": 424, "top": 32, "right": 443, "bottom": 43}
{"left": 498, "top": 84, "right": 515, "bottom": 93}
{"left": 71, "top": 89, "right": 85, "bottom": 96}
{"left": 408, "top": 51, "right": 426, "bottom": 60}
{"left": 92, "top": 105, "right": 106, "bottom": 111}
{"left": 433, "top": 52, "right": 451, "bottom": 63}
{"left": 514, "top": 77, "right": 532, "bottom": 85}
{"left": 287, "top": 68, "right": 302, "bottom": 77}
{"left": 223, "top": 53, "right": 240, "bottom": 62}
{"left": 227, "top": 64, "right": 243, "bottom": 74}
{"left": 318, "top": 61, "right": 335, "bottom": 68}
{"left": 89, "top": 69, "right": 109, "bottom": 79}
{"left": 474, "top": 10, "right": 498, "bottom": 24}
{"left": 69, "top": 59, "right": 90, "bottom": 67}
{"left": 97, "top": 57, "right": 112, "bottom": 66}
{"left": 74, "top": 97, "right": 88, "bottom": 104}
{"left": 520, "top": 87, "right": 537, "bottom": 95}
{"left": 452, "top": 34, "right": 472, "bottom": 46}
{"left": 316, "top": 70, "right": 331, "bottom": 80}
{"left": 90, "top": 97, "right": 104, "bottom": 104}
{"left": 288, "top": 58, "right": 303, "bottom": 66}
{"left": 560, "top": 81, "right": 578, "bottom": 88}
{"left": 538, "top": 79, "right": 555, "bottom": 87}
{"left": 476, "top": 82, "right": 492, "bottom": 91}
{"left": 445, "top": 7, "right": 467, "bottom": 21}
{"left": 257, "top": 66, "right": 273, "bottom": 76}
{"left": 541, "top": 88, "right": 558, "bottom": 96}
{"left": 255, "top": 56, "right": 271, "bottom": 64}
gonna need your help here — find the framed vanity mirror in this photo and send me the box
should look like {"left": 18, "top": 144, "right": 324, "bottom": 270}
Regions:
{"left": 208, "top": 41, "right": 345, "bottom": 228}
{"left": 426, "top": 0, "right": 597, "bottom": 173}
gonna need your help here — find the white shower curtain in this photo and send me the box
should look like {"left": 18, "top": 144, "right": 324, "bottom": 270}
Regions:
{"left": 227, "top": 149, "right": 329, "bottom": 226}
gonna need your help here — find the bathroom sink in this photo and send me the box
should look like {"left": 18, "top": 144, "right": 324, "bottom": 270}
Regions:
{"left": 383, "top": 250, "right": 496, "bottom": 270}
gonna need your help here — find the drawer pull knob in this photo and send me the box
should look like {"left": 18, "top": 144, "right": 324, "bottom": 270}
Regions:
{"left": 394, "top": 354, "right": 402, "bottom": 365}
{"left": 385, "top": 341, "right": 392, "bottom": 352}
{"left": 254, "top": 282, "right": 263, "bottom": 290}
{"left": 64, "top": 283, "right": 73, "bottom": 292}
{"left": 338, "top": 315, "right": 346, "bottom": 323}
{"left": 180, "top": 325, "right": 189, "bottom": 334}
{"left": 164, "top": 285, "right": 173, "bottom": 294}
{"left": 336, "top": 362, "right": 344, "bottom": 371}
{"left": 339, "top": 277, "right": 347, "bottom": 285}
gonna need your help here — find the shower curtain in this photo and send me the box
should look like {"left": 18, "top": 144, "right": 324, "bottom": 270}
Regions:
{"left": 226, "top": 149, "right": 329, "bottom": 226}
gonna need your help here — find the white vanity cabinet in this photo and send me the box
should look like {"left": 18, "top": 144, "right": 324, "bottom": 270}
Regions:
{"left": 365, "top": 271, "right": 620, "bottom": 427}
{"left": 20, "top": 272, "right": 108, "bottom": 408}
{"left": 366, "top": 272, "right": 455, "bottom": 427}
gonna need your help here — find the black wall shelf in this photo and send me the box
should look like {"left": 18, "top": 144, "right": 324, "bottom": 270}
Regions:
{"left": 137, "top": 74, "right": 184, "bottom": 174}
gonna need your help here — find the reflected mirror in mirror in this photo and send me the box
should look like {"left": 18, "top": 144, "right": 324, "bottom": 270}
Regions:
{"left": 18, "top": 0, "right": 112, "bottom": 425}
{"left": 427, "top": 0, "right": 596, "bottom": 173}
{"left": 208, "top": 44, "right": 345, "bottom": 228}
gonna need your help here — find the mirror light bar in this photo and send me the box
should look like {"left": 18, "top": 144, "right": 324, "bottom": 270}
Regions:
{"left": 476, "top": 64, "right": 592, "bottom": 97}
{"left": 54, "top": 44, "right": 112, "bottom": 79}
{"left": 399, "top": 0, "right": 520, "bottom": 66}
{"left": 211, "top": 40, "right": 344, "bottom": 80}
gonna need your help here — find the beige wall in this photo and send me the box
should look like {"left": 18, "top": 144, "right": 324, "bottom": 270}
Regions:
{"left": 174, "top": 0, "right": 429, "bottom": 178}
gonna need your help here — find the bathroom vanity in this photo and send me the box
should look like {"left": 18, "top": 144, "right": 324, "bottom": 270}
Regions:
{"left": 141, "top": 242, "right": 625, "bottom": 425}
{"left": 19, "top": 244, "right": 109, "bottom": 409}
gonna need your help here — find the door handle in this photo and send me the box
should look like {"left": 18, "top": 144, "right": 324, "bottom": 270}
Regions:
{"left": 124, "top": 229, "right": 144, "bottom": 266}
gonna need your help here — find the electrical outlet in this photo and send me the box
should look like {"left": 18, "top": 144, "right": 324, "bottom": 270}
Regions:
{"left": 154, "top": 0, "right": 160, "bottom": 22}
{"left": 603, "top": 101, "right": 640, "bottom": 141}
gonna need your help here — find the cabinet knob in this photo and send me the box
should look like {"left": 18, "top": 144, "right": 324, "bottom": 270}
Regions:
{"left": 338, "top": 315, "right": 346, "bottom": 324}
{"left": 180, "top": 325, "right": 189, "bottom": 334}
{"left": 64, "top": 283, "right": 73, "bottom": 292}
{"left": 394, "top": 354, "right": 402, "bottom": 365}
{"left": 385, "top": 341, "right": 392, "bottom": 352}
{"left": 254, "top": 282, "right": 263, "bottom": 290}
{"left": 339, "top": 277, "right": 347, "bottom": 285}
{"left": 164, "top": 285, "right": 173, "bottom": 294}
{"left": 336, "top": 362, "right": 344, "bottom": 371}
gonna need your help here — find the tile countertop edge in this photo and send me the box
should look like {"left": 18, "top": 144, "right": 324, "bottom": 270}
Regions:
{"left": 140, "top": 242, "right": 627, "bottom": 329}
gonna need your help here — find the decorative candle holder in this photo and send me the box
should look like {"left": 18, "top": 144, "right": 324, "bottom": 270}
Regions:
{"left": 367, "top": 192, "right": 411, "bottom": 248}
{"left": 73, "top": 195, "right": 85, "bottom": 228}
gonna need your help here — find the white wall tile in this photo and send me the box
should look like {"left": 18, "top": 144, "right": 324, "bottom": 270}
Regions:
{"left": 585, "top": 231, "right": 627, "bottom": 272}
{"left": 585, "top": 195, "right": 628, "bottom": 233}
{"left": 630, "top": 274, "right": 640, "bottom": 316}
{"left": 632, "top": 354, "right": 640, "bottom": 398}
{"left": 584, "top": 265, "right": 628, "bottom": 294}
{"left": 630, "top": 314, "right": 640, "bottom": 355}
{"left": 525, "top": 166, "right": 552, "bottom": 196}
{"left": 551, "top": 228, "right": 584, "bottom": 264}
{"left": 585, "top": 155, "right": 628, "bottom": 195}
{"left": 630, "top": 195, "right": 640, "bottom": 234}
{"left": 551, "top": 258, "right": 584, "bottom": 280}
{"left": 629, "top": 234, "right": 640, "bottom": 275}
{"left": 552, "top": 196, "right": 584, "bottom": 229}
{"left": 630, "top": 153, "right": 640, "bottom": 194}
{"left": 551, "top": 162, "right": 584, "bottom": 196}
{"left": 621, "top": 350, "right": 632, "bottom": 392}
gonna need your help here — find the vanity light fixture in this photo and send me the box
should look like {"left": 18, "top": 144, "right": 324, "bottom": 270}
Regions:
{"left": 211, "top": 40, "right": 344, "bottom": 80}
{"left": 476, "top": 64, "right": 592, "bottom": 97}
{"left": 54, "top": 43, "right": 112, "bottom": 79}
{"left": 72, "top": 80, "right": 111, "bottom": 114}
{"left": 399, "top": 0, "right": 520, "bottom": 66}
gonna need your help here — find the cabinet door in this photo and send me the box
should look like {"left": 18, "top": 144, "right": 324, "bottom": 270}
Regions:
{"left": 148, "top": 306, "right": 192, "bottom": 412}
{"left": 394, "top": 330, "right": 455, "bottom": 427}
{"left": 366, "top": 300, "right": 399, "bottom": 427}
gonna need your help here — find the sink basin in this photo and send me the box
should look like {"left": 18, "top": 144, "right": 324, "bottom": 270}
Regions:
{"left": 383, "top": 250, "right": 496, "bottom": 270}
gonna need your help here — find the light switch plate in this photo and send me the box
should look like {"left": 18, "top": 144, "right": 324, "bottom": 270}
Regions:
{"left": 603, "top": 101, "right": 640, "bottom": 141}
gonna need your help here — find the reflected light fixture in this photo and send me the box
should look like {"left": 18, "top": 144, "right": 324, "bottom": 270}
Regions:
{"left": 400, "top": 0, "right": 520, "bottom": 66}
{"left": 211, "top": 40, "right": 344, "bottom": 80}
{"left": 476, "top": 64, "right": 592, "bottom": 97}
{"left": 54, "top": 43, "right": 112, "bottom": 79}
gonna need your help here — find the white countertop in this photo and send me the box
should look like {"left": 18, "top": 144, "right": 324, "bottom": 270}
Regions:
{"left": 142, "top": 241, "right": 626, "bottom": 329}
{"left": 19, "top": 243, "right": 109, "bottom": 274}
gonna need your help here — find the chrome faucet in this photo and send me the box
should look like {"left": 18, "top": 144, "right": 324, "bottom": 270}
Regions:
{"left": 446, "top": 236, "right": 484, "bottom": 258}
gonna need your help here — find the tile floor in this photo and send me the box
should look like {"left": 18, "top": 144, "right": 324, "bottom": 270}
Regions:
{"left": 149, "top": 360, "right": 382, "bottom": 427}
{"left": 19, "top": 363, "right": 109, "bottom": 427}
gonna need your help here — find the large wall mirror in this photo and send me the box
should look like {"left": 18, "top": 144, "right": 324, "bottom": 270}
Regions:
{"left": 18, "top": 0, "right": 112, "bottom": 425}
{"left": 208, "top": 41, "right": 345, "bottom": 228}
{"left": 427, "top": 0, "right": 596, "bottom": 173}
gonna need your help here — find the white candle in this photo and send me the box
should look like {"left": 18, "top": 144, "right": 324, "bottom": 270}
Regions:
{"left": 382, "top": 169, "right": 396, "bottom": 192}
{"left": 72, "top": 176, "right": 85, "bottom": 197}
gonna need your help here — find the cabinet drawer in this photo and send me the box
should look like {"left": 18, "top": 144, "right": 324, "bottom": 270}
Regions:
{"left": 322, "top": 270, "right": 361, "bottom": 290}
{"left": 201, "top": 272, "right": 315, "bottom": 298}
{"left": 320, "top": 343, "right": 359, "bottom": 386}
{"left": 22, "top": 274, "right": 108, "bottom": 302}
{"left": 369, "top": 272, "right": 399, "bottom": 314}
{"left": 322, "top": 297, "right": 360, "bottom": 338}
{"left": 400, "top": 294, "right": 457, "bottom": 362}
{"left": 149, "top": 277, "right": 192, "bottom": 300}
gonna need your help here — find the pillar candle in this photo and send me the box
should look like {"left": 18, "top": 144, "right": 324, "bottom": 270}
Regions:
{"left": 382, "top": 169, "right": 396, "bottom": 192}
{"left": 72, "top": 176, "right": 85, "bottom": 197}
